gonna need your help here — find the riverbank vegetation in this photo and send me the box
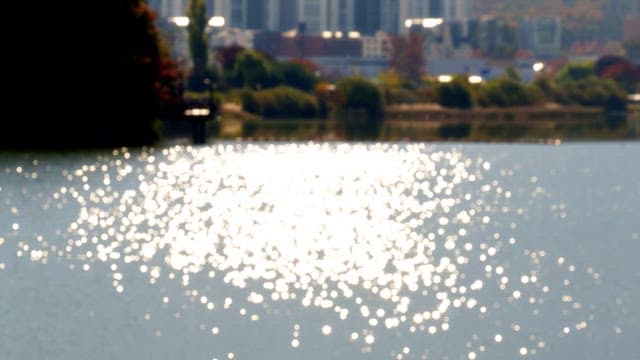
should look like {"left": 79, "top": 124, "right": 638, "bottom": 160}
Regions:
{"left": 207, "top": 47, "right": 636, "bottom": 126}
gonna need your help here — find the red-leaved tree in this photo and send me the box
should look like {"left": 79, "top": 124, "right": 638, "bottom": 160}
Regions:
{"left": 389, "top": 31, "right": 426, "bottom": 83}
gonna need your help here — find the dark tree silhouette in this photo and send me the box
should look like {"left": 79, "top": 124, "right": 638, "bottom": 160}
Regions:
{"left": 3, "top": 0, "right": 169, "bottom": 149}
{"left": 187, "top": 0, "right": 209, "bottom": 91}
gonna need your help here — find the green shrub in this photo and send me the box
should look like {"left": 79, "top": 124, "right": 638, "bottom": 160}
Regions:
{"left": 335, "top": 76, "right": 384, "bottom": 139}
{"left": 241, "top": 90, "right": 261, "bottom": 114}
{"left": 555, "top": 62, "right": 595, "bottom": 84}
{"left": 556, "top": 77, "right": 627, "bottom": 111}
{"left": 272, "top": 61, "right": 318, "bottom": 92}
{"left": 434, "top": 76, "right": 474, "bottom": 109}
{"left": 241, "top": 86, "right": 319, "bottom": 118}
{"left": 479, "top": 78, "right": 536, "bottom": 107}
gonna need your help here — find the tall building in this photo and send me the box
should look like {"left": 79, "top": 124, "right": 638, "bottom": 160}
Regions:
{"left": 520, "top": 17, "right": 562, "bottom": 56}
{"left": 355, "top": 0, "right": 381, "bottom": 35}
{"left": 443, "top": 0, "right": 472, "bottom": 21}
{"left": 429, "top": 0, "right": 444, "bottom": 18}
{"left": 400, "top": 0, "right": 471, "bottom": 23}
{"left": 398, "top": 0, "right": 430, "bottom": 28}
{"left": 380, "top": 0, "right": 400, "bottom": 33}
{"left": 153, "top": 0, "right": 187, "bottom": 18}
{"left": 279, "top": 0, "right": 299, "bottom": 31}
{"left": 205, "top": 0, "right": 215, "bottom": 18}
{"left": 246, "top": 0, "right": 266, "bottom": 29}
{"left": 296, "top": 0, "right": 356, "bottom": 34}
{"left": 328, "top": 0, "right": 356, "bottom": 32}
{"left": 603, "top": 0, "right": 640, "bottom": 41}
{"left": 148, "top": 0, "right": 472, "bottom": 34}
{"left": 298, "top": 0, "right": 328, "bottom": 33}
{"left": 208, "top": 0, "right": 276, "bottom": 30}
{"left": 377, "top": 0, "right": 472, "bottom": 33}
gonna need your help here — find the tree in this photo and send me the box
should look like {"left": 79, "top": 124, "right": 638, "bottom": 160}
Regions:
{"left": 435, "top": 76, "right": 474, "bottom": 109}
{"left": 389, "top": 31, "right": 426, "bottom": 83}
{"left": 272, "top": 61, "right": 317, "bottom": 92}
{"left": 215, "top": 44, "right": 246, "bottom": 72}
{"left": 594, "top": 55, "right": 640, "bottom": 93}
{"left": 504, "top": 65, "right": 522, "bottom": 82}
{"left": 3, "top": 0, "right": 168, "bottom": 149}
{"left": 187, "top": 0, "right": 208, "bottom": 91}
{"left": 555, "top": 62, "right": 595, "bottom": 84}
{"left": 550, "top": 62, "right": 628, "bottom": 111}
{"left": 480, "top": 78, "right": 536, "bottom": 107}
{"left": 241, "top": 86, "right": 319, "bottom": 118}
{"left": 335, "top": 76, "right": 384, "bottom": 138}
{"left": 233, "top": 50, "right": 273, "bottom": 89}
{"left": 156, "top": 37, "right": 184, "bottom": 117}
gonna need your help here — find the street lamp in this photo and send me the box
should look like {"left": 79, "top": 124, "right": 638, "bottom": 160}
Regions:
{"left": 203, "top": 77, "right": 215, "bottom": 116}
{"left": 185, "top": 104, "right": 210, "bottom": 145}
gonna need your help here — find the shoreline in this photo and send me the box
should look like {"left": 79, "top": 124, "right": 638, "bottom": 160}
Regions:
{"left": 171, "top": 103, "right": 638, "bottom": 143}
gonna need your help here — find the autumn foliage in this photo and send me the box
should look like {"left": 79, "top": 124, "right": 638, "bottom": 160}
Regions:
{"left": 389, "top": 32, "right": 426, "bottom": 83}
{"left": 594, "top": 55, "right": 640, "bottom": 92}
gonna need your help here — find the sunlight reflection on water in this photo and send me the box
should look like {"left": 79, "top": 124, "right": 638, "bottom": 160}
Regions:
{"left": 1, "top": 142, "right": 636, "bottom": 359}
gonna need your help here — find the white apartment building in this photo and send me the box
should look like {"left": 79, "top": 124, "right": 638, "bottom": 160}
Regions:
{"left": 361, "top": 31, "right": 391, "bottom": 58}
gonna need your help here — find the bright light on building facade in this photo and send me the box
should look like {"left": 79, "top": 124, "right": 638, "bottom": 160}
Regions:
{"left": 170, "top": 16, "right": 190, "bottom": 27}
{"left": 208, "top": 16, "right": 225, "bottom": 27}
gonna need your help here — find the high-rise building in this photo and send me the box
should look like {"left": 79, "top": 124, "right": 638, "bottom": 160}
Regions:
{"left": 429, "top": 0, "right": 444, "bottom": 18}
{"left": 298, "top": 0, "right": 328, "bottom": 33}
{"left": 383, "top": 0, "right": 468, "bottom": 34}
{"left": 355, "top": 0, "right": 381, "bottom": 35}
{"left": 328, "top": 0, "right": 356, "bottom": 32}
{"left": 153, "top": 0, "right": 187, "bottom": 18}
{"left": 246, "top": 0, "right": 266, "bottom": 29}
{"left": 279, "top": 0, "right": 299, "bottom": 31}
{"left": 398, "top": 0, "right": 428, "bottom": 29}
{"left": 520, "top": 17, "right": 562, "bottom": 56}
{"left": 205, "top": 0, "right": 215, "bottom": 18}
{"left": 380, "top": 0, "right": 400, "bottom": 33}
{"left": 296, "top": 0, "right": 356, "bottom": 34}
{"left": 148, "top": 0, "right": 472, "bottom": 34}
{"left": 603, "top": 0, "right": 640, "bottom": 41}
{"left": 443, "top": 0, "right": 471, "bottom": 21}
{"left": 399, "top": 0, "right": 471, "bottom": 25}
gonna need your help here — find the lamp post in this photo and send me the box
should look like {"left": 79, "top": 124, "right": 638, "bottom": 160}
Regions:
{"left": 182, "top": 16, "right": 225, "bottom": 145}
{"left": 203, "top": 77, "right": 214, "bottom": 113}
{"left": 184, "top": 107, "right": 209, "bottom": 144}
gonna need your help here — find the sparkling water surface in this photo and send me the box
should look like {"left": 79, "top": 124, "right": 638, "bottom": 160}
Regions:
{"left": 1, "top": 142, "right": 638, "bottom": 360}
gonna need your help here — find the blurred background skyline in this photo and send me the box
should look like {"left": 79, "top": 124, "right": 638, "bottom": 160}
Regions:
{"left": 150, "top": 0, "right": 640, "bottom": 81}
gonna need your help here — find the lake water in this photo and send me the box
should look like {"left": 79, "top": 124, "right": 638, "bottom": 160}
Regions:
{"left": 1, "top": 142, "right": 638, "bottom": 360}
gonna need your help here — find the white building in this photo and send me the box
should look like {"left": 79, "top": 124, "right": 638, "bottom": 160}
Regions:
{"left": 209, "top": 28, "right": 255, "bottom": 49}
{"left": 361, "top": 31, "right": 391, "bottom": 58}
